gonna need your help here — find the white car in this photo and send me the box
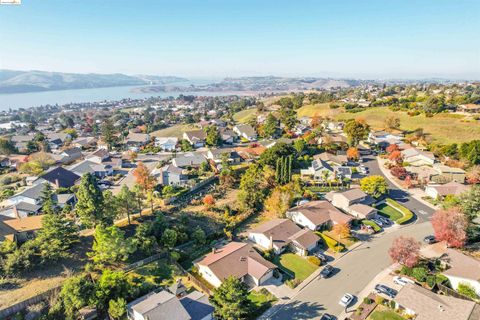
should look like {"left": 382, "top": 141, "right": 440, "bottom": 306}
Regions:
{"left": 393, "top": 276, "right": 414, "bottom": 286}
{"left": 339, "top": 293, "right": 354, "bottom": 307}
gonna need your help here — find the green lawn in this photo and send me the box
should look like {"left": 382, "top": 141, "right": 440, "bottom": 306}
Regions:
{"left": 376, "top": 203, "right": 403, "bottom": 221}
{"left": 128, "top": 259, "right": 182, "bottom": 287}
{"left": 233, "top": 108, "right": 257, "bottom": 123}
{"left": 150, "top": 124, "right": 199, "bottom": 139}
{"left": 273, "top": 253, "right": 319, "bottom": 282}
{"left": 363, "top": 219, "right": 382, "bottom": 232}
{"left": 369, "top": 310, "right": 406, "bottom": 320}
{"left": 248, "top": 289, "right": 278, "bottom": 320}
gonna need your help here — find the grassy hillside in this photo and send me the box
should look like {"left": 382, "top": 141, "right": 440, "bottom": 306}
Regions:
{"left": 233, "top": 108, "right": 257, "bottom": 123}
{"left": 334, "top": 107, "right": 480, "bottom": 144}
{"left": 150, "top": 124, "right": 199, "bottom": 139}
{"left": 296, "top": 103, "right": 341, "bottom": 118}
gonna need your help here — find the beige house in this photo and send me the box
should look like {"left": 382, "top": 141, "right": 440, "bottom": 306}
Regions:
{"left": 195, "top": 242, "right": 276, "bottom": 288}
{"left": 425, "top": 181, "right": 471, "bottom": 200}
{"left": 287, "top": 200, "right": 353, "bottom": 231}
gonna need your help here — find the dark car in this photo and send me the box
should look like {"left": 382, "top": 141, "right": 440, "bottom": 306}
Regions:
{"left": 320, "top": 314, "right": 336, "bottom": 320}
{"left": 424, "top": 235, "right": 437, "bottom": 244}
{"left": 374, "top": 284, "right": 397, "bottom": 298}
{"left": 320, "top": 265, "right": 334, "bottom": 278}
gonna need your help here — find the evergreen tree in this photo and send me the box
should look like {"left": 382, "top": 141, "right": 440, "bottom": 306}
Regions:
{"left": 89, "top": 225, "right": 136, "bottom": 265}
{"left": 116, "top": 185, "right": 135, "bottom": 225}
{"left": 263, "top": 113, "right": 277, "bottom": 138}
{"left": 74, "top": 173, "right": 105, "bottom": 228}
{"left": 210, "top": 276, "right": 252, "bottom": 320}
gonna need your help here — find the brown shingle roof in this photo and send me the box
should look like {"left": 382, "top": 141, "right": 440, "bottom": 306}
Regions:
{"left": 443, "top": 248, "right": 480, "bottom": 281}
{"left": 289, "top": 200, "right": 353, "bottom": 226}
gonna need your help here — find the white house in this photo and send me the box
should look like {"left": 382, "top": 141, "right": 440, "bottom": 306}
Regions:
{"left": 442, "top": 248, "right": 480, "bottom": 297}
{"left": 155, "top": 137, "right": 178, "bottom": 151}
{"left": 326, "top": 189, "right": 375, "bottom": 211}
{"left": 183, "top": 130, "right": 207, "bottom": 148}
{"left": 425, "top": 181, "right": 471, "bottom": 200}
{"left": 286, "top": 200, "right": 353, "bottom": 231}
{"left": 401, "top": 148, "right": 435, "bottom": 166}
{"left": 233, "top": 124, "right": 257, "bottom": 141}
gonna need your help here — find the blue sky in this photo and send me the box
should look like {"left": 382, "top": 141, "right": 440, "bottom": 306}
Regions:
{"left": 0, "top": 0, "right": 479, "bottom": 79}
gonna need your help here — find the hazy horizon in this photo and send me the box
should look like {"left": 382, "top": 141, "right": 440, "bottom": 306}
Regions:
{"left": 1, "top": 0, "right": 479, "bottom": 79}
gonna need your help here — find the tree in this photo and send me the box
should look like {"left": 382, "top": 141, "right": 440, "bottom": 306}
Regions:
{"left": 0, "top": 139, "right": 16, "bottom": 155}
{"left": 259, "top": 142, "right": 296, "bottom": 167}
{"left": 279, "top": 106, "right": 297, "bottom": 131}
{"left": 203, "top": 194, "right": 215, "bottom": 208}
{"left": 133, "top": 162, "right": 156, "bottom": 213}
{"left": 344, "top": 118, "right": 370, "bottom": 146}
{"left": 237, "top": 164, "right": 267, "bottom": 211}
{"left": 205, "top": 125, "right": 222, "bottom": 147}
{"left": 192, "top": 227, "right": 206, "bottom": 245}
{"left": 109, "top": 297, "right": 127, "bottom": 320}
{"left": 386, "top": 144, "right": 399, "bottom": 154}
{"left": 96, "top": 270, "right": 131, "bottom": 310}
{"left": 161, "top": 228, "right": 178, "bottom": 249}
{"left": 128, "top": 150, "right": 138, "bottom": 163}
{"left": 293, "top": 139, "right": 306, "bottom": 155}
{"left": 431, "top": 208, "right": 468, "bottom": 248}
{"left": 388, "top": 150, "right": 403, "bottom": 164}
{"left": 116, "top": 185, "right": 135, "bottom": 225}
{"left": 460, "top": 185, "right": 480, "bottom": 239}
{"left": 360, "top": 175, "right": 388, "bottom": 198}
{"left": 388, "top": 236, "right": 420, "bottom": 267}
{"left": 263, "top": 185, "right": 294, "bottom": 218}
{"left": 89, "top": 225, "right": 136, "bottom": 265}
{"left": 390, "top": 166, "right": 408, "bottom": 180}
{"left": 332, "top": 223, "right": 351, "bottom": 239}
{"left": 101, "top": 119, "right": 117, "bottom": 150}
{"left": 384, "top": 116, "right": 400, "bottom": 130}
{"left": 263, "top": 113, "right": 277, "bottom": 138}
{"left": 346, "top": 147, "right": 359, "bottom": 161}
{"left": 60, "top": 274, "right": 97, "bottom": 319}
{"left": 134, "top": 221, "right": 157, "bottom": 255}
{"left": 466, "top": 165, "right": 480, "bottom": 184}
{"left": 210, "top": 276, "right": 252, "bottom": 320}
{"left": 457, "top": 283, "right": 480, "bottom": 300}
{"left": 75, "top": 173, "right": 105, "bottom": 228}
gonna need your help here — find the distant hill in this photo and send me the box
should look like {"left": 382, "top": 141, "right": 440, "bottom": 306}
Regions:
{"left": 0, "top": 70, "right": 188, "bottom": 94}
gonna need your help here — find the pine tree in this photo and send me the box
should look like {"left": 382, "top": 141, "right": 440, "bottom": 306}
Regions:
{"left": 74, "top": 173, "right": 105, "bottom": 228}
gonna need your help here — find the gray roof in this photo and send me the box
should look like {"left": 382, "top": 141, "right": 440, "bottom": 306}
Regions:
{"left": 235, "top": 124, "right": 256, "bottom": 137}
{"left": 127, "top": 290, "right": 191, "bottom": 320}
{"left": 12, "top": 201, "right": 42, "bottom": 213}
{"left": 172, "top": 152, "right": 206, "bottom": 167}
{"left": 69, "top": 160, "right": 111, "bottom": 175}
{"left": 180, "top": 291, "right": 214, "bottom": 320}
{"left": 38, "top": 167, "right": 80, "bottom": 188}
{"left": 17, "top": 182, "right": 48, "bottom": 200}
{"left": 162, "top": 164, "right": 184, "bottom": 175}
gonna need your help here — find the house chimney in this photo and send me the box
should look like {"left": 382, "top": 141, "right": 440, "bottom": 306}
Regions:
{"left": 55, "top": 179, "right": 60, "bottom": 188}
{"left": 13, "top": 205, "right": 19, "bottom": 219}
{"left": 212, "top": 248, "right": 216, "bottom": 254}
{"left": 269, "top": 235, "right": 273, "bottom": 250}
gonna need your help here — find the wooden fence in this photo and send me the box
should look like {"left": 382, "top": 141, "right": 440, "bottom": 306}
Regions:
{"left": 437, "top": 283, "right": 477, "bottom": 302}
{"left": 0, "top": 287, "right": 60, "bottom": 319}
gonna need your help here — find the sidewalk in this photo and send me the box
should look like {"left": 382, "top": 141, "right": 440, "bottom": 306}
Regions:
{"left": 376, "top": 157, "right": 439, "bottom": 210}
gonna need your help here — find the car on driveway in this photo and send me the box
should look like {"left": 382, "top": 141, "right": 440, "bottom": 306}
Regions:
{"left": 372, "top": 218, "right": 384, "bottom": 227}
{"left": 320, "top": 265, "right": 334, "bottom": 278}
{"left": 315, "top": 252, "right": 328, "bottom": 264}
{"left": 320, "top": 314, "right": 336, "bottom": 320}
{"left": 339, "top": 293, "right": 354, "bottom": 307}
{"left": 393, "top": 276, "right": 415, "bottom": 286}
{"left": 374, "top": 284, "right": 397, "bottom": 298}
{"left": 377, "top": 216, "right": 391, "bottom": 225}
{"left": 423, "top": 235, "right": 437, "bottom": 244}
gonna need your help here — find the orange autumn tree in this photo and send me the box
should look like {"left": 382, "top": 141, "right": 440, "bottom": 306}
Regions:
{"left": 203, "top": 194, "right": 215, "bottom": 208}
{"left": 346, "top": 147, "right": 360, "bottom": 161}
{"left": 133, "top": 162, "right": 156, "bottom": 213}
{"left": 332, "top": 223, "right": 351, "bottom": 239}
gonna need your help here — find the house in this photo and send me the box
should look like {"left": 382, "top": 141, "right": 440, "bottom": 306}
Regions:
{"left": 54, "top": 147, "right": 83, "bottom": 164}
{"left": 11, "top": 135, "right": 34, "bottom": 153}
{"left": 0, "top": 215, "right": 43, "bottom": 242}
{"left": 155, "top": 164, "right": 188, "bottom": 186}
{"left": 318, "top": 133, "right": 347, "bottom": 145}
{"left": 233, "top": 124, "right": 257, "bottom": 141}
{"left": 368, "top": 130, "right": 404, "bottom": 146}
{"left": 206, "top": 149, "right": 241, "bottom": 164}
{"left": 0, "top": 182, "right": 46, "bottom": 218}
{"left": 394, "top": 283, "right": 476, "bottom": 320}
{"left": 326, "top": 189, "right": 375, "bottom": 211}
{"left": 300, "top": 159, "right": 336, "bottom": 181}
{"left": 219, "top": 128, "right": 236, "bottom": 144}
{"left": 401, "top": 148, "right": 435, "bottom": 166}
{"left": 286, "top": 200, "right": 353, "bottom": 231}
{"left": 46, "top": 132, "right": 70, "bottom": 150}
{"left": 322, "top": 121, "right": 344, "bottom": 132}
{"left": 69, "top": 160, "right": 113, "bottom": 178}
{"left": 34, "top": 167, "right": 80, "bottom": 188}
{"left": 334, "top": 166, "right": 353, "bottom": 179}
{"left": 195, "top": 242, "right": 276, "bottom": 288}
{"left": 0, "top": 157, "right": 11, "bottom": 168}
{"left": 183, "top": 130, "right": 207, "bottom": 148}
{"left": 154, "top": 137, "right": 178, "bottom": 151}
{"left": 86, "top": 148, "right": 110, "bottom": 164}
{"left": 172, "top": 152, "right": 206, "bottom": 168}
{"left": 425, "top": 181, "right": 470, "bottom": 200}
{"left": 125, "top": 132, "right": 150, "bottom": 149}
{"left": 248, "top": 219, "right": 320, "bottom": 256}
{"left": 346, "top": 203, "right": 377, "bottom": 219}
{"left": 235, "top": 145, "right": 266, "bottom": 161}
{"left": 71, "top": 136, "right": 97, "bottom": 149}
{"left": 429, "top": 164, "right": 466, "bottom": 183}
{"left": 457, "top": 104, "right": 480, "bottom": 113}
{"left": 315, "top": 152, "right": 348, "bottom": 166}
{"left": 126, "top": 290, "right": 214, "bottom": 320}
{"left": 443, "top": 249, "right": 480, "bottom": 297}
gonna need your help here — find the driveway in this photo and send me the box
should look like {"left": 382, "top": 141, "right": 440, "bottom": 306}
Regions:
{"left": 265, "top": 221, "right": 433, "bottom": 320}
{"left": 361, "top": 155, "right": 434, "bottom": 223}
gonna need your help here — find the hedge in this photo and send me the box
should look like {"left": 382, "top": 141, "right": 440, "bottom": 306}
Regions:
{"left": 363, "top": 220, "right": 382, "bottom": 232}
{"left": 386, "top": 198, "right": 414, "bottom": 224}
{"left": 316, "top": 232, "right": 346, "bottom": 252}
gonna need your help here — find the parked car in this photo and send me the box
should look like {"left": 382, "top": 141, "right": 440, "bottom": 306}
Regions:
{"left": 320, "top": 314, "right": 336, "bottom": 320}
{"left": 393, "top": 276, "right": 415, "bottom": 286}
{"left": 374, "top": 284, "right": 397, "bottom": 298}
{"left": 372, "top": 218, "right": 384, "bottom": 227}
{"left": 320, "top": 265, "right": 334, "bottom": 278}
{"left": 315, "top": 252, "right": 328, "bottom": 263}
{"left": 423, "top": 235, "right": 437, "bottom": 244}
{"left": 377, "top": 216, "right": 391, "bottom": 225}
{"left": 339, "top": 293, "right": 354, "bottom": 307}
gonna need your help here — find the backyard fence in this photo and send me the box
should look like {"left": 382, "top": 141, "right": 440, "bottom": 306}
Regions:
{"left": 437, "top": 283, "right": 477, "bottom": 302}
{"left": 0, "top": 287, "right": 60, "bottom": 319}
{"left": 123, "top": 252, "right": 167, "bottom": 272}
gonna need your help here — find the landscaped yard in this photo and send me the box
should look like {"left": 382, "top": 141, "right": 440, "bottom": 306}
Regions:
{"left": 273, "top": 253, "right": 319, "bottom": 283}
{"left": 323, "top": 230, "right": 357, "bottom": 248}
{"left": 248, "top": 288, "right": 278, "bottom": 319}
{"left": 376, "top": 203, "right": 403, "bottom": 222}
{"left": 368, "top": 309, "right": 406, "bottom": 320}
{"left": 128, "top": 258, "right": 183, "bottom": 287}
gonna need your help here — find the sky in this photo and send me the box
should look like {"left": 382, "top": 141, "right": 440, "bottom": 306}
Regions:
{"left": 0, "top": 0, "right": 479, "bottom": 79}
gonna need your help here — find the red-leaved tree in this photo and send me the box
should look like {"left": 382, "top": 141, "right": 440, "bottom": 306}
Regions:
{"left": 388, "top": 236, "right": 420, "bottom": 267}
{"left": 386, "top": 144, "right": 399, "bottom": 154}
{"left": 390, "top": 166, "right": 408, "bottom": 180}
{"left": 431, "top": 207, "right": 468, "bottom": 248}
{"left": 388, "top": 150, "right": 403, "bottom": 164}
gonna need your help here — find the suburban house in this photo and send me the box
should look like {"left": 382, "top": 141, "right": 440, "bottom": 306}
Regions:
{"left": 154, "top": 137, "right": 178, "bottom": 151}
{"left": 401, "top": 148, "right": 436, "bottom": 166}
{"left": 46, "top": 132, "right": 71, "bottom": 150}
{"left": 195, "top": 241, "right": 276, "bottom": 288}
{"left": 0, "top": 215, "right": 43, "bottom": 242}
{"left": 234, "top": 145, "right": 267, "bottom": 161}
{"left": 11, "top": 135, "right": 34, "bottom": 153}
{"left": 219, "top": 128, "right": 236, "bottom": 144}
{"left": 315, "top": 152, "right": 348, "bottom": 166}
{"left": 334, "top": 166, "right": 353, "bottom": 179}
{"left": 233, "top": 124, "right": 257, "bottom": 141}
{"left": 286, "top": 200, "right": 353, "bottom": 231}
{"left": 394, "top": 283, "right": 477, "bottom": 320}
{"left": 183, "top": 130, "right": 207, "bottom": 148}
{"left": 424, "top": 181, "right": 471, "bottom": 200}
{"left": 172, "top": 152, "right": 207, "bottom": 168}
{"left": 34, "top": 166, "right": 80, "bottom": 189}
{"left": 53, "top": 147, "right": 83, "bottom": 164}
{"left": 322, "top": 121, "right": 344, "bottom": 132}
{"left": 71, "top": 136, "right": 97, "bottom": 149}
{"left": 346, "top": 203, "right": 377, "bottom": 219}
{"left": 300, "top": 158, "right": 335, "bottom": 181}
{"left": 69, "top": 160, "right": 113, "bottom": 178}
{"left": 0, "top": 182, "right": 45, "bottom": 218}
{"left": 429, "top": 164, "right": 466, "bottom": 183}
{"left": 125, "top": 132, "right": 150, "bottom": 150}
{"left": 126, "top": 289, "right": 214, "bottom": 320}
{"left": 206, "top": 149, "right": 242, "bottom": 164}
{"left": 326, "top": 189, "right": 375, "bottom": 211}
{"left": 248, "top": 219, "right": 320, "bottom": 256}
{"left": 318, "top": 133, "right": 347, "bottom": 145}
{"left": 86, "top": 148, "right": 123, "bottom": 169}
{"left": 154, "top": 164, "right": 188, "bottom": 186}
{"left": 368, "top": 130, "right": 404, "bottom": 146}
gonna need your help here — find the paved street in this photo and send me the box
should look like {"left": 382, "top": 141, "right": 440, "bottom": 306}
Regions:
{"left": 267, "top": 221, "right": 433, "bottom": 320}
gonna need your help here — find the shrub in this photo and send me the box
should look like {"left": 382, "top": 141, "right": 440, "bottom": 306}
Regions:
{"left": 285, "top": 278, "right": 302, "bottom": 289}
{"left": 375, "top": 296, "right": 385, "bottom": 305}
{"left": 316, "top": 232, "right": 345, "bottom": 252}
{"left": 262, "top": 249, "right": 275, "bottom": 262}
{"left": 363, "top": 220, "right": 381, "bottom": 232}
{"left": 458, "top": 282, "right": 480, "bottom": 300}
{"left": 307, "top": 256, "right": 321, "bottom": 266}
{"left": 389, "top": 300, "right": 396, "bottom": 309}
{"left": 426, "top": 275, "right": 436, "bottom": 288}
{"left": 400, "top": 266, "right": 413, "bottom": 276}
{"left": 435, "top": 274, "right": 450, "bottom": 286}
{"left": 355, "top": 307, "right": 364, "bottom": 315}
{"left": 363, "top": 297, "right": 373, "bottom": 304}
{"left": 412, "top": 267, "right": 427, "bottom": 282}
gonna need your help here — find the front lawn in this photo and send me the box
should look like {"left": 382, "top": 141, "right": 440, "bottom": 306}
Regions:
{"left": 323, "top": 230, "right": 357, "bottom": 247}
{"left": 376, "top": 203, "right": 403, "bottom": 221}
{"left": 248, "top": 288, "right": 277, "bottom": 319}
{"left": 369, "top": 310, "right": 406, "bottom": 320}
{"left": 273, "top": 253, "right": 319, "bottom": 283}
